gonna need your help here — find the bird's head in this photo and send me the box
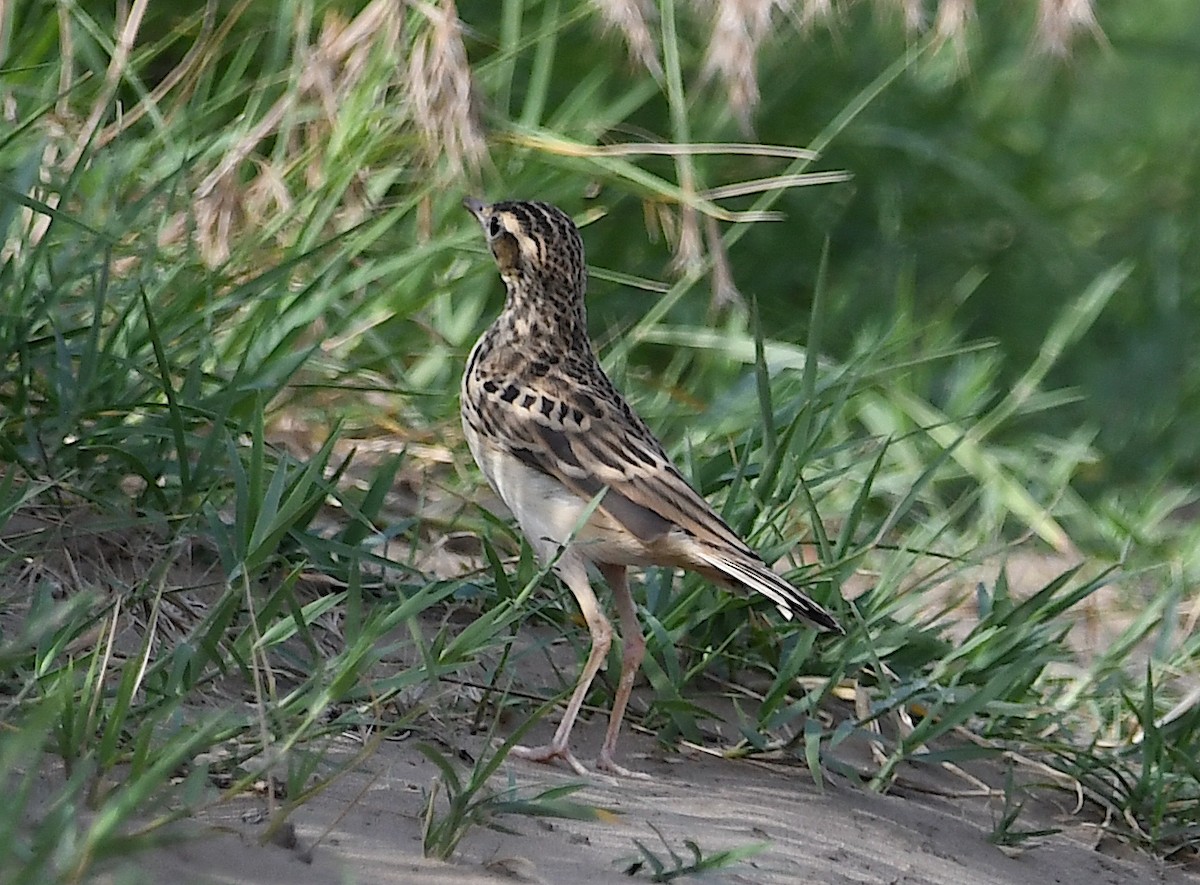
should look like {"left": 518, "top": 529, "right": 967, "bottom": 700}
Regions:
{"left": 463, "top": 197, "right": 586, "bottom": 296}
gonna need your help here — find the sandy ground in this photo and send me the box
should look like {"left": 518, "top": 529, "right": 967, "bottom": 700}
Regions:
{"left": 87, "top": 703, "right": 1198, "bottom": 885}
{"left": 10, "top": 509, "right": 1195, "bottom": 884}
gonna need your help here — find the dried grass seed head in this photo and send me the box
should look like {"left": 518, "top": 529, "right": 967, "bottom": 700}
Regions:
{"left": 405, "top": 0, "right": 486, "bottom": 177}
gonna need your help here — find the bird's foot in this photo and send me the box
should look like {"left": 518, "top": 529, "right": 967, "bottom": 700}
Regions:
{"left": 597, "top": 749, "right": 651, "bottom": 780}
{"left": 509, "top": 743, "right": 650, "bottom": 780}
{"left": 509, "top": 742, "right": 591, "bottom": 777}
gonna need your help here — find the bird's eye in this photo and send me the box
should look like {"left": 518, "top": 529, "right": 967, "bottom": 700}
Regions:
{"left": 488, "top": 217, "right": 502, "bottom": 237}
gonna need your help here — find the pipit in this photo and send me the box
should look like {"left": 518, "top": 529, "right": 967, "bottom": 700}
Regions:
{"left": 461, "top": 197, "right": 841, "bottom": 778}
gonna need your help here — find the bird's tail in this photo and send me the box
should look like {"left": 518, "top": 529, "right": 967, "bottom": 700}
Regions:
{"left": 694, "top": 550, "right": 843, "bottom": 633}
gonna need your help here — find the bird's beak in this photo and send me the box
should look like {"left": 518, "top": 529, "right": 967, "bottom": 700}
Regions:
{"left": 462, "top": 196, "right": 486, "bottom": 222}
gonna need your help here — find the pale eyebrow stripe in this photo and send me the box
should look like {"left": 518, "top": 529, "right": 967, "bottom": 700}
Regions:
{"left": 500, "top": 211, "right": 542, "bottom": 260}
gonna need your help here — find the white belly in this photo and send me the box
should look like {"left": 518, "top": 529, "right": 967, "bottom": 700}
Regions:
{"left": 463, "top": 421, "right": 650, "bottom": 567}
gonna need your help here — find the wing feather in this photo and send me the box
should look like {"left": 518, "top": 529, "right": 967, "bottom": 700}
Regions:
{"left": 472, "top": 374, "right": 841, "bottom": 631}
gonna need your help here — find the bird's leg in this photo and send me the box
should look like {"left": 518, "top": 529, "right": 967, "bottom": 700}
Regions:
{"left": 510, "top": 560, "right": 611, "bottom": 777}
{"left": 596, "top": 563, "right": 650, "bottom": 779}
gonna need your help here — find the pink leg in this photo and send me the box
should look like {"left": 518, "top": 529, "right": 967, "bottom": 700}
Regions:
{"left": 596, "top": 563, "right": 649, "bottom": 779}
{"left": 510, "top": 558, "right": 610, "bottom": 776}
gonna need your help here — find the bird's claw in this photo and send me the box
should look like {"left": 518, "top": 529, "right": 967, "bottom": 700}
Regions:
{"left": 597, "top": 751, "right": 651, "bottom": 780}
{"left": 510, "top": 742, "right": 591, "bottom": 777}
{"left": 510, "top": 743, "right": 649, "bottom": 779}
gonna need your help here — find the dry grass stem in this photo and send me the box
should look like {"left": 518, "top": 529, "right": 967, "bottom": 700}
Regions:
{"left": 592, "top": 0, "right": 663, "bottom": 78}
{"left": 699, "top": 0, "right": 784, "bottom": 132}
{"left": 932, "top": 0, "right": 974, "bottom": 62}
{"left": 95, "top": 0, "right": 228, "bottom": 150}
{"left": 1036, "top": 0, "right": 1104, "bottom": 56}
{"left": 890, "top": 0, "right": 928, "bottom": 32}
{"left": 509, "top": 131, "right": 818, "bottom": 160}
{"left": 596, "top": 141, "right": 819, "bottom": 159}
{"left": 193, "top": 0, "right": 404, "bottom": 265}
{"left": 670, "top": 200, "right": 706, "bottom": 277}
{"left": 702, "top": 170, "right": 852, "bottom": 200}
{"left": 797, "top": 0, "right": 836, "bottom": 29}
{"left": 704, "top": 214, "right": 743, "bottom": 309}
{"left": 62, "top": 0, "right": 149, "bottom": 178}
{"left": 3, "top": 0, "right": 148, "bottom": 261}
{"left": 687, "top": 0, "right": 1102, "bottom": 124}
{"left": 405, "top": 0, "right": 486, "bottom": 177}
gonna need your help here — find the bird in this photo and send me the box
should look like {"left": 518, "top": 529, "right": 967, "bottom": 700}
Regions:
{"left": 460, "top": 196, "right": 842, "bottom": 778}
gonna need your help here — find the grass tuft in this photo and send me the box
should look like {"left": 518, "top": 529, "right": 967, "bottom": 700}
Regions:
{"left": 0, "top": 1, "right": 1194, "bottom": 880}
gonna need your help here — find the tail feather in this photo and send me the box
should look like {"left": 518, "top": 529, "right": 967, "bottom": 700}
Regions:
{"left": 695, "top": 550, "right": 843, "bottom": 633}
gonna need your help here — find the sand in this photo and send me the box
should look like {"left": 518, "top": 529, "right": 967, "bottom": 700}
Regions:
{"left": 94, "top": 708, "right": 1197, "bottom": 885}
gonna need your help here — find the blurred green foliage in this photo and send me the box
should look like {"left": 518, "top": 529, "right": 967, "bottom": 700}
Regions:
{"left": 459, "top": 0, "right": 1200, "bottom": 488}
{"left": 7, "top": 0, "right": 1196, "bottom": 489}
{"left": 2, "top": 3, "right": 1199, "bottom": 875}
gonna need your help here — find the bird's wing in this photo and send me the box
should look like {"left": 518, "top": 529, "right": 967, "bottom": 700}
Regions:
{"left": 470, "top": 374, "right": 841, "bottom": 632}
